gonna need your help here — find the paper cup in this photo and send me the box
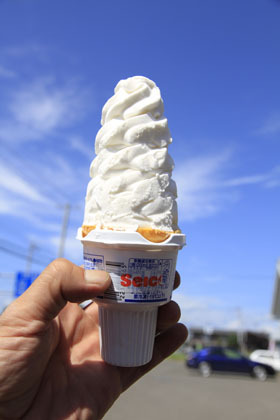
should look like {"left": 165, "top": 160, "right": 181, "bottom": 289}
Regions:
{"left": 77, "top": 228, "right": 186, "bottom": 367}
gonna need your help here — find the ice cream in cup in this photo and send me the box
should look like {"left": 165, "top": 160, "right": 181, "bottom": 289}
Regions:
{"left": 77, "top": 76, "right": 186, "bottom": 367}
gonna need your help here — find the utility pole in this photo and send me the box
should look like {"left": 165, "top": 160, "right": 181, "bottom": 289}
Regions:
{"left": 236, "top": 306, "right": 245, "bottom": 353}
{"left": 25, "top": 242, "right": 37, "bottom": 274}
{"left": 58, "top": 203, "right": 71, "bottom": 258}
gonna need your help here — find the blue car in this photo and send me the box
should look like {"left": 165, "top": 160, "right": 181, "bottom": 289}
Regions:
{"left": 186, "top": 347, "right": 276, "bottom": 381}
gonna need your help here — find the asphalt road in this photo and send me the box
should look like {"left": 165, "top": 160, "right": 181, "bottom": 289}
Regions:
{"left": 103, "top": 359, "right": 280, "bottom": 420}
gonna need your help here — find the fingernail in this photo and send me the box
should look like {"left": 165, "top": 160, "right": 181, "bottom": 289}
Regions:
{"left": 84, "top": 269, "right": 110, "bottom": 285}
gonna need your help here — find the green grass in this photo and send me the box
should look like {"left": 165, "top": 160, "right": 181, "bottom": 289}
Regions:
{"left": 168, "top": 352, "right": 186, "bottom": 361}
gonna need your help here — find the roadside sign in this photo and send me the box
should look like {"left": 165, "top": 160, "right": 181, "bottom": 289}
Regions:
{"left": 14, "top": 272, "right": 39, "bottom": 298}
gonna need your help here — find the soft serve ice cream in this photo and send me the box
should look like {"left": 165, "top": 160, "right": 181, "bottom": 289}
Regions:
{"left": 79, "top": 76, "right": 186, "bottom": 366}
{"left": 82, "top": 76, "right": 180, "bottom": 243}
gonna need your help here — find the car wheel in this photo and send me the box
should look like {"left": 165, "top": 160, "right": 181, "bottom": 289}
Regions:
{"left": 253, "top": 366, "right": 267, "bottom": 381}
{"left": 199, "top": 362, "right": 211, "bottom": 378}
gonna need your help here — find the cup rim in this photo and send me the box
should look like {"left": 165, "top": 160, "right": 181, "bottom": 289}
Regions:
{"left": 76, "top": 227, "right": 186, "bottom": 249}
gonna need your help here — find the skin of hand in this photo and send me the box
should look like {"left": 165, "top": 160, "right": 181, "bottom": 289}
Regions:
{"left": 0, "top": 258, "right": 188, "bottom": 420}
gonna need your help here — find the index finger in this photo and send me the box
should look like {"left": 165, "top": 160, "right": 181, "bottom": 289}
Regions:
{"left": 173, "top": 271, "right": 180, "bottom": 290}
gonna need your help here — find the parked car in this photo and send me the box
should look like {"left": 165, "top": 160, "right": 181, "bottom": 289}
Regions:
{"left": 250, "top": 350, "right": 280, "bottom": 372}
{"left": 186, "top": 346, "right": 276, "bottom": 381}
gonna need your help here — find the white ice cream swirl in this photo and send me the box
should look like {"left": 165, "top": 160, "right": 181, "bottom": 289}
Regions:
{"left": 83, "top": 76, "right": 179, "bottom": 232}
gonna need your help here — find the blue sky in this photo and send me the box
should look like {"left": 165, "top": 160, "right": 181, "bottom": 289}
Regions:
{"left": 0, "top": 0, "right": 280, "bottom": 336}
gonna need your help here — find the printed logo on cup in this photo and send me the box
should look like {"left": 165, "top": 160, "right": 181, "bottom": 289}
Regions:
{"left": 120, "top": 274, "right": 162, "bottom": 287}
{"left": 84, "top": 251, "right": 175, "bottom": 304}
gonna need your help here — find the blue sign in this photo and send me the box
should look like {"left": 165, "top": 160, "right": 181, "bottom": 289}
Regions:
{"left": 14, "top": 272, "right": 39, "bottom": 298}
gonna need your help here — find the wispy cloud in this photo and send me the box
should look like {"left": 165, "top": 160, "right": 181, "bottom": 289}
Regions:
{"left": 0, "top": 77, "right": 91, "bottom": 143}
{"left": 174, "top": 292, "right": 238, "bottom": 329}
{"left": 0, "top": 190, "right": 22, "bottom": 215}
{"left": 0, "top": 149, "right": 85, "bottom": 231}
{"left": 258, "top": 111, "right": 280, "bottom": 135}
{"left": 0, "top": 44, "right": 93, "bottom": 234}
{"left": 2, "top": 44, "right": 46, "bottom": 59}
{"left": 224, "top": 174, "right": 269, "bottom": 187}
{"left": 175, "top": 151, "right": 280, "bottom": 221}
{"left": 174, "top": 151, "right": 236, "bottom": 221}
{"left": 224, "top": 166, "right": 280, "bottom": 189}
{"left": 0, "top": 162, "right": 48, "bottom": 203}
{"left": 70, "top": 135, "right": 93, "bottom": 159}
{"left": 174, "top": 291, "right": 280, "bottom": 334}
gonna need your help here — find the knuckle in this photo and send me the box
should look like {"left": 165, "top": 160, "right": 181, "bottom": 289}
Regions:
{"left": 50, "top": 258, "right": 73, "bottom": 274}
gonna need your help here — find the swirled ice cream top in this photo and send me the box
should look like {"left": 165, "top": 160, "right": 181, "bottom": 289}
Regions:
{"left": 83, "top": 76, "right": 179, "bottom": 232}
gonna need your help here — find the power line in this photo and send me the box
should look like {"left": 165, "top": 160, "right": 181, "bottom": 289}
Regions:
{"left": 0, "top": 244, "right": 51, "bottom": 267}
{"left": 0, "top": 238, "right": 27, "bottom": 254}
{"left": 0, "top": 238, "right": 55, "bottom": 261}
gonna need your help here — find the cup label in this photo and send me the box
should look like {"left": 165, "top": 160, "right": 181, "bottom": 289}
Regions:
{"left": 84, "top": 249, "right": 176, "bottom": 304}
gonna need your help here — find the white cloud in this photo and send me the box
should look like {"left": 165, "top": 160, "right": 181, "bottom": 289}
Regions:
{"left": 11, "top": 89, "right": 65, "bottom": 132}
{"left": 0, "top": 77, "right": 90, "bottom": 143}
{"left": 0, "top": 122, "right": 41, "bottom": 142}
{"left": 0, "top": 190, "right": 22, "bottom": 215}
{"left": 0, "top": 148, "right": 85, "bottom": 231}
{"left": 224, "top": 166, "right": 280, "bottom": 189}
{"left": 175, "top": 151, "right": 280, "bottom": 222}
{"left": 0, "top": 187, "right": 57, "bottom": 228}
{"left": 174, "top": 151, "right": 237, "bottom": 221}
{"left": 173, "top": 292, "right": 280, "bottom": 335}
{"left": 259, "top": 112, "right": 280, "bottom": 135}
{"left": 173, "top": 292, "right": 228, "bottom": 328}
{"left": 0, "top": 163, "right": 48, "bottom": 203}
{"left": 3, "top": 44, "right": 46, "bottom": 59}
{"left": 70, "top": 135, "right": 93, "bottom": 159}
{"left": 224, "top": 174, "right": 269, "bottom": 187}
{"left": 0, "top": 141, "right": 83, "bottom": 228}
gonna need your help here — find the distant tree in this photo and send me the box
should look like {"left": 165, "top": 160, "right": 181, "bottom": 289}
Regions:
{"left": 227, "top": 333, "right": 239, "bottom": 350}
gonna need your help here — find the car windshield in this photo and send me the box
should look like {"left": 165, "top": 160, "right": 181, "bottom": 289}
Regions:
{"left": 223, "top": 349, "right": 243, "bottom": 359}
{"left": 209, "top": 348, "right": 224, "bottom": 356}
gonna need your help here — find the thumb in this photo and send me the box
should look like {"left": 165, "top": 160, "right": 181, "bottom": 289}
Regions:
{"left": 5, "top": 258, "right": 111, "bottom": 324}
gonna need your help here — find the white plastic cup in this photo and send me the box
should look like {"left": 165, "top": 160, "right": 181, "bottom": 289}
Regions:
{"left": 77, "top": 228, "right": 186, "bottom": 367}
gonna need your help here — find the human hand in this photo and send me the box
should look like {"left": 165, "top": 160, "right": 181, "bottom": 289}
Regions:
{"left": 0, "top": 259, "right": 188, "bottom": 420}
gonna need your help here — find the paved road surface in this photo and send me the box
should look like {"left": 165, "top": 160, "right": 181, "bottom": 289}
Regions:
{"left": 103, "top": 359, "right": 280, "bottom": 420}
